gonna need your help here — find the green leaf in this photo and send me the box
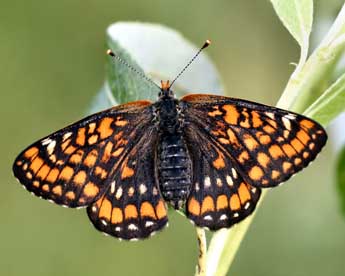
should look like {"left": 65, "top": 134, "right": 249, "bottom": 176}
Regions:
{"left": 90, "top": 22, "right": 223, "bottom": 112}
{"left": 270, "top": 0, "right": 313, "bottom": 63}
{"left": 271, "top": 0, "right": 313, "bottom": 110}
{"left": 304, "top": 72, "right": 345, "bottom": 124}
{"left": 337, "top": 146, "right": 345, "bottom": 215}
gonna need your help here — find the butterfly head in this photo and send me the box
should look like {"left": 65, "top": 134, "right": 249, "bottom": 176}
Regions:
{"left": 159, "top": 80, "right": 174, "bottom": 99}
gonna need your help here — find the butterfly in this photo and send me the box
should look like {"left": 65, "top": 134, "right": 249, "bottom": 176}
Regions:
{"left": 13, "top": 43, "right": 327, "bottom": 241}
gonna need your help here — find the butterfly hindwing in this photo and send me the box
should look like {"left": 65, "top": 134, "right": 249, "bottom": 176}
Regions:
{"left": 13, "top": 101, "right": 153, "bottom": 207}
{"left": 87, "top": 128, "right": 168, "bottom": 240}
{"left": 181, "top": 94, "right": 327, "bottom": 188}
{"left": 184, "top": 124, "right": 261, "bottom": 230}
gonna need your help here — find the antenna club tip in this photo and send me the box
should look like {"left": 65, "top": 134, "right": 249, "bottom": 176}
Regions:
{"left": 202, "top": 39, "right": 211, "bottom": 49}
{"left": 106, "top": 49, "right": 115, "bottom": 57}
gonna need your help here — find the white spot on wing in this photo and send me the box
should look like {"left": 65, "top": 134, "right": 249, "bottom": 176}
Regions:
{"left": 216, "top": 178, "right": 222, "bottom": 187}
{"left": 115, "top": 227, "right": 121, "bottom": 232}
{"left": 128, "top": 224, "right": 138, "bottom": 231}
{"left": 244, "top": 202, "right": 250, "bottom": 209}
{"left": 220, "top": 214, "right": 227, "bottom": 220}
{"left": 115, "top": 187, "right": 123, "bottom": 199}
{"left": 204, "top": 176, "right": 211, "bottom": 188}
{"left": 233, "top": 212, "right": 239, "bottom": 218}
{"left": 110, "top": 181, "right": 116, "bottom": 194}
{"left": 139, "top": 183, "right": 147, "bottom": 194}
{"left": 101, "top": 219, "right": 107, "bottom": 226}
{"left": 265, "top": 112, "right": 275, "bottom": 119}
{"left": 204, "top": 215, "right": 213, "bottom": 221}
{"left": 41, "top": 138, "right": 52, "bottom": 146}
{"left": 92, "top": 206, "right": 97, "bottom": 213}
{"left": 46, "top": 140, "right": 56, "bottom": 155}
{"left": 285, "top": 114, "right": 296, "bottom": 120}
{"left": 226, "top": 175, "right": 233, "bottom": 186}
{"left": 145, "top": 221, "right": 154, "bottom": 227}
{"left": 282, "top": 117, "right": 291, "bottom": 130}
{"left": 62, "top": 132, "right": 72, "bottom": 141}
{"left": 231, "top": 168, "right": 238, "bottom": 179}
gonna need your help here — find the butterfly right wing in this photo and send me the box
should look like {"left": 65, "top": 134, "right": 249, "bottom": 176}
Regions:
{"left": 184, "top": 124, "right": 261, "bottom": 230}
{"left": 13, "top": 100, "right": 154, "bottom": 208}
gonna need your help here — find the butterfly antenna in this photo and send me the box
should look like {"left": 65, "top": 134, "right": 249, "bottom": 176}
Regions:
{"left": 170, "top": 39, "right": 211, "bottom": 89}
{"left": 106, "top": 49, "right": 160, "bottom": 89}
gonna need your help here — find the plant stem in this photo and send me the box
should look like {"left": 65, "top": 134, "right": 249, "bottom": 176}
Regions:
{"left": 195, "top": 228, "right": 207, "bottom": 276}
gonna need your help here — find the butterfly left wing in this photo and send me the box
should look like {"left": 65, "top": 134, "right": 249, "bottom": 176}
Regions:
{"left": 13, "top": 101, "right": 153, "bottom": 207}
{"left": 181, "top": 94, "right": 327, "bottom": 188}
{"left": 87, "top": 127, "right": 169, "bottom": 240}
{"left": 184, "top": 124, "right": 261, "bottom": 230}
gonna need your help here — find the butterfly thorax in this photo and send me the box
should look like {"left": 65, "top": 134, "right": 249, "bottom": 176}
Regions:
{"left": 156, "top": 91, "right": 192, "bottom": 209}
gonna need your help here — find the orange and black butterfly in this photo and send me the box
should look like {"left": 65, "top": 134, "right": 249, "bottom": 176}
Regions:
{"left": 13, "top": 41, "right": 327, "bottom": 240}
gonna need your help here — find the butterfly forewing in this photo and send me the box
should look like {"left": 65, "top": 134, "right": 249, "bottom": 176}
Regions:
{"left": 87, "top": 127, "right": 168, "bottom": 240}
{"left": 13, "top": 101, "right": 153, "bottom": 208}
{"left": 181, "top": 94, "right": 327, "bottom": 188}
{"left": 184, "top": 124, "right": 261, "bottom": 229}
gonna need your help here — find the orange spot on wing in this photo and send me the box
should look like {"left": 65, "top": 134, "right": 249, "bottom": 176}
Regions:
{"left": 88, "top": 135, "right": 98, "bottom": 145}
{"left": 73, "top": 170, "right": 87, "bottom": 186}
{"left": 83, "top": 182, "right": 99, "bottom": 197}
{"left": 52, "top": 185, "right": 62, "bottom": 196}
{"left": 24, "top": 147, "right": 39, "bottom": 159}
{"left": 70, "top": 150, "right": 84, "bottom": 164}
{"left": 115, "top": 119, "right": 128, "bottom": 127}
{"left": 213, "top": 152, "right": 225, "bottom": 169}
{"left": 99, "top": 198, "right": 112, "bottom": 220}
{"left": 102, "top": 142, "right": 113, "bottom": 163}
{"left": 46, "top": 168, "right": 59, "bottom": 183}
{"left": 156, "top": 200, "right": 167, "bottom": 219}
{"left": 112, "top": 147, "right": 124, "bottom": 157}
{"left": 296, "top": 130, "right": 310, "bottom": 145}
{"left": 271, "top": 170, "right": 280, "bottom": 180}
{"left": 84, "top": 150, "right": 98, "bottom": 167}
{"left": 97, "top": 117, "right": 114, "bottom": 139}
{"left": 263, "top": 125, "right": 275, "bottom": 134}
{"left": 238, "top": 183, "right": 251, "bottom": 203}
{"left": 65, "top": 191, "right": 75, "bottom": 200}
{"left": 243, "top": 133, "right": 259, "bottom": 150}
{"left": 29, "top": 157, "right": 44, "bottom": 174}
{"left": 121, "top": 165, "right": 134, "bottom": 179}
{"left": 249, "top": 166, "right": 264, "bottom": 181}
{"left": 140, "top": 202, "right": 156, "bottom": 219}
{"left": 59, "top": 166, "right": 74, "bottom": 181}
{"left": 282, "top": 144, "right": 296, "bottom": 157}
{"left": 208, "top": 107, "right": 222, "bottom": 117}
{"left": 240, "top": 112, "right": 251, "bottom": 128}
{"left": 229, "top": 194, "right": 241, "bottom": 211}
{"left": 76, "top": 128, "right": 86, "bottom": 146}
{"left": 61, "top": 139, "right": 71, "bottom": 151}
{"left": 95, "top": 166, "right": 108, "bottom": 179}
{"left": 37, "top": 164, "right": 50, "bottom": 180}
{"left": 223, "top": 105, "right": 239, "bottom": 125}
{"left": 111, "top": 207, "right": 123, "bottom": 224}
{"left": 188, "top": 197, "right": 201, "bottom": 216}
{"left": 300, "top": 119, "right": 314, "bottom": 130}
{"left": 33, "top": 181, "right": 40, "bottom": 187}
{"left": 42, "top": 184, "right": 49, "bottom": 192}
{"left": 64, "top": 145, "right": 76, "bottom": 155}
{"left": 269, "top": 145, "right": 284, "bottom": 159}
{"left": 227, "top": 129, "right": 240, "bottom": 147}
{"left": 238, "top": 151, "right": 250, "bottom": 163}
{"left": 257, "top": 152, "right": 270, "bottom": 168}
{"left": 282, "top": 162, "right": 292, "bottom": 173}
{"left": 251, "top": 111, "right": 263, "bottom": 127}
{"left": 201, "top": 196, "right": 215, "bottom": 214}
{"left": 125, "top": 204, "right": 138, "bottom": 219}
{"left": 256, "top": 132, "right": 271, "bottom": 144}
{"left": 216, "top": 195, "right": 228, "bottom": 210}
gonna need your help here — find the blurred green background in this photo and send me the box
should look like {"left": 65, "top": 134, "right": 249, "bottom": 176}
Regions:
{"left": 2, "top": 0, "right": 345, "bottom": 275}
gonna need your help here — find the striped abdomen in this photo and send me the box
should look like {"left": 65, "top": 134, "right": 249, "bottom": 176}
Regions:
{"left": 157, "top": 133, "right": 192, "bottom": 209}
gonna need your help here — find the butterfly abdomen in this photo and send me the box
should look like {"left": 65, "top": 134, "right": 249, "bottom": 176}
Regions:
{"left": 157, "top": 133, "right": 192, "bottom": 209}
